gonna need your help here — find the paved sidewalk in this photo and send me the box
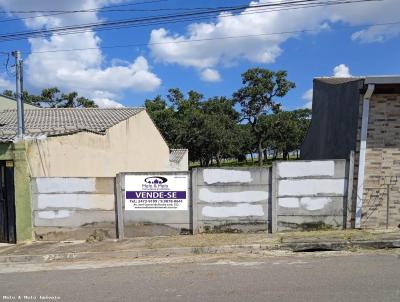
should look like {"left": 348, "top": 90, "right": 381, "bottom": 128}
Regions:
{"left": 0, "top": 229, "right": 399, "bottom": 264}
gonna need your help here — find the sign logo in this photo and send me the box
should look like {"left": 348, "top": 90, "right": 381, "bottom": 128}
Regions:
{"left": 144, "top": 176, "right": 168, "bottom": 184}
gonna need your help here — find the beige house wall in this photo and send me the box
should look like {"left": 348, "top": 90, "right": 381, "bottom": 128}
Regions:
{"left": 25, "top": 110, "right": 171, "bottom": 177}
{"left": 361, "top": 94, "right": 400, "bottom": 228}
{"left": 0, "top": 95, "right": 37, "bottom": 110}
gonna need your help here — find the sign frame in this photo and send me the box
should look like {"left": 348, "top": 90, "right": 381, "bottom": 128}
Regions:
{"left": 115, "top": 171, "right": 190, "bottom": 240}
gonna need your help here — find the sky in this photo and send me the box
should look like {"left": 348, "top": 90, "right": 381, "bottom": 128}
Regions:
{"left": 0, "top": 0, "right": 399, "bottom": 110}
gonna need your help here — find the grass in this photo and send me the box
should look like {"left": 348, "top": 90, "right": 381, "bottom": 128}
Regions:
{"left": 190, "top": 156, "right": 300, "bottom": 168}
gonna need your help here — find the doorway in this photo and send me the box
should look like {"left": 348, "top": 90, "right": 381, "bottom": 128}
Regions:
{"left": 0, "top": 160, "right": 16, "bottom": 243}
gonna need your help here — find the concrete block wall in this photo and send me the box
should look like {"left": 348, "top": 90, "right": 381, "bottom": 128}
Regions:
{"left": 192, "top": 168, "right": 271, "bottom": 233}
{"left": 31, "top": 177, "right": 116, "bottom": 240}
{"left": 273, "top": 160, "right": 348, "bottom": 231}
{"left": 31, "top": 162, "right": 351, "bottom": 241}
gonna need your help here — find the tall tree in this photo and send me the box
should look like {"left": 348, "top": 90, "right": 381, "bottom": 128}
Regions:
{"left": 233, "top": 68, "right": 295, "bottom": 165}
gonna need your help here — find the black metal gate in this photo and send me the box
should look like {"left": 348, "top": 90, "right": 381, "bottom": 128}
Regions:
{"left": 0, "top": 160, "right": 16, "bottom": 243}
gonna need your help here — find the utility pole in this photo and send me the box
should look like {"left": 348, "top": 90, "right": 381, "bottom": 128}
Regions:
{"left": 11, "top": 50, "right": 24, "bottom": 139}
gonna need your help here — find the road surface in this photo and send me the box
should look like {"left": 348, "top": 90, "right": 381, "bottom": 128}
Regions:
{"left": 0, "top": 251, "right": 399, "bottom": 302}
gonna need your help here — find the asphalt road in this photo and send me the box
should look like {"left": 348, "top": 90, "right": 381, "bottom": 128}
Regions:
{"left": 0, "top": 252, "right": 399, "bottom": 302}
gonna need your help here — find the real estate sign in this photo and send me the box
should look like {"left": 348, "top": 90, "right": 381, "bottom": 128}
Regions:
{"left": 125, "top": 174, "right": 188, "bottom": 210}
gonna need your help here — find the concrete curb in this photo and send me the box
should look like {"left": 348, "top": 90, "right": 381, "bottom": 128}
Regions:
{"left": 285, "top": 239, "right": 400, "bottom": 252}
{"left": 0, "top": 239, "right": 399, "bottom": 265}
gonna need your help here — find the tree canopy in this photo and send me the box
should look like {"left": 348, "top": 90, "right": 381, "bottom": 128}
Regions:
{"left": 233, "top": 68, "right": 295, "bottom": 165}
{"left": 146, "top": 89, "right": 240, "bottom": 166}
{"left": 2, "top": 87, "right": 97, "bottom": 108}
{"left": 146, "top": 68, "right": 309, "bottom": 167}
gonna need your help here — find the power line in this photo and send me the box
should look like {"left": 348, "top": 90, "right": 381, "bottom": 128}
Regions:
{"left": 0, "top": 0, "right": 320, "bottom": 25}
{"left": 0, "top": 0, "right": 170, "bottom": 24}
{"left": 0, "top": 6, "right": 217, "bottom": 24}
{"left": 0, "top": 0, "right": 169, "bottom": 14}
{"left": 0, "top": 0, "right": 384, "bottom": 43}
{"left": 18, "top": 20, "right": 399, "bottom": 55}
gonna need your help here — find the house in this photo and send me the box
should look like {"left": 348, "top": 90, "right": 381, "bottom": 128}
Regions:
{"left": 301, "top": 76, "right": 400, "bottom": 229}
{"left": 0, "top": 94, "right": 37, "bottom": 110}
{"left": 0, "top": 108, "right": 188, "bottom": 243}
{"left": 169, "top": 149, "right": 189, "bottom": 171}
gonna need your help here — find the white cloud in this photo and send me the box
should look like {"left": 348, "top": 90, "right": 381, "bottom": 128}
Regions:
{"left": 302, "top": 88, "right": 313, "bottom": 101}
{"left": 0, "top": 73, "right": 13, "bottom": 92}
{"left": 351, "top": 24, "right": 400, "bottom": 43}
{"left": 149, "top": 0, "right": 399, "bottom": 80}
{"left": 0, "top": 0, "right": 161, "bottom": 107}
{"left": 302, "top": 63, "right": 352, "bottom": 108}
{"left": 94, "top": 98, "right": 125, "bottom": 108}
{"left": 200, "top": 68, "right": 221, "bottom": 82}
{"left": 90, "top": 90, "right": 125, "bottom": 108}
{"left": 302, "top": 88, "right": 313, "bottom": 109}
{"left": 333, "top": 64, "right": 352, "bottom": 77}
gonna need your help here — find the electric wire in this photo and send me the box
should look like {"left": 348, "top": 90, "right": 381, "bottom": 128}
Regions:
{"left": 0, "top": 0, "right": 384, "bottom": 43}
{"left": 0, "top": 0, "right": 170, "bottom": 23}
{"left": 18, "top": 20, "right": 399, "bottom": 55}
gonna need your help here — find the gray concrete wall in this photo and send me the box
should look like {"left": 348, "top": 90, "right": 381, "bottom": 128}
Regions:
{"left": 117, "top": 172, "right": 191, "bottom": 237}
{"left": 301, "top": 79, "right": 364, "bottom": 160}
{"left": 31, "top": 162, "right": 350, "bottom": 241}
{"left": 31, "top": 177, "right": 116, "bottom": 240}
{"left": 273, "top": 160, "right": 348, "bottom": 231}
{"left": 192, "top": 168, "right": 271, "bottom": 233}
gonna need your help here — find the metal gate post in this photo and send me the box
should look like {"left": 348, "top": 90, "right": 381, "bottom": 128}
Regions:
{"left": 346, "top": 151, "right": 355, "bottom": 229}
{"left": 271, "top": 162, "right": 278, "bottom": 233}
{"left": 115, "top": 173, "right": 125, "bottom": 240}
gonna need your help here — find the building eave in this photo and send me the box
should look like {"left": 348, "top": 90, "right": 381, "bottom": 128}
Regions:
{"left": 364, "top": 76, "right": 400, "bottom": 84}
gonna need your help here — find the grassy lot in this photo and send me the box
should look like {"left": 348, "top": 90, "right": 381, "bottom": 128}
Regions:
{"left": 190, "top": 156, "right": 300, "bottom": 168}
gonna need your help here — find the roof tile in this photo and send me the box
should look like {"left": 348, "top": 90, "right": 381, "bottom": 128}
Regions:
{"left": 169, "top": 149, "right": 188, "bottom": 163}
{"left": 0, "top": 108, "right": 144, "bottom": 142}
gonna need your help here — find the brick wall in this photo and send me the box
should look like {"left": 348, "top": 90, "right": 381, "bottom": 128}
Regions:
{"left": 362, "top": 94, "right": 400, "bottom": 228}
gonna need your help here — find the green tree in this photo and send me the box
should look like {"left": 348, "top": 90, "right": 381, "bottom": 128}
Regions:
{"left": 202, "top": 97, "right": 239, "bottom": 166}
{"left": 145, "top": 89, "right": 240, "bottom": 167}
{"left": 145, "top": 95, "right": 179, "bottom": 147}
{"left": 233, "top": 68, "right": 295, "bottom": 165}
{"left": 260, "top": 108, "right": 311, "bottom": 160}
{"left": 2, "top": 87, "right": 97, "bottom": 108}
{"left": 231, "top": 124, "right": 257, "bottom": 163}
{"left": 2, "top": 89, "right": 13, "bottom": 98}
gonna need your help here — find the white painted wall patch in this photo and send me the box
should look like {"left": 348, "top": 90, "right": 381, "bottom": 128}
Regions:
{"left": 300, "top": 197, "right": 331, "bottom": 210}
{"left": 203, "top": 169, "right": 252, "bottom": 184}
{"left": 279, "top": 197, "right": 333, "bottom": 211}
{"left": 278, "top": 198, "right": 299, "bottom": 208}
{"left": 36, "top": 178, "right": 96, "bottom": 193}
{"left": 37, "top": 194, "right": 114, "bottom": 210}
{"left": 277, "top": 161, "right": 335, "bottom": 178}
{"left": 278, "top": 179, "right": 345, "bottom": 196}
